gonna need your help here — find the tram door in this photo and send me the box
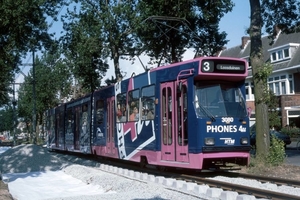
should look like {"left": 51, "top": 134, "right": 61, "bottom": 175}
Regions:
{"left": 55, "top": 106, "right": 65, "bottom": 149}
{"left": 74, "top": 106, "right": 81, "bottom": 150}
{"left": 55, "top": 113, "right": 59, "bottom": 148}
{"left": 106, "top": 97, "right": 117, "bottom": 155}
{"left": 160, "top": 81, "right": 189, "bottom": 162}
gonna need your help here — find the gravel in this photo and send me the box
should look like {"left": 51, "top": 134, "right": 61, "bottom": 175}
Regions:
{"left": 0, "top": 145, "right": 209, "bottom": 200}
{"left": 1, "top": 144, "right": 300, "bottom": 200}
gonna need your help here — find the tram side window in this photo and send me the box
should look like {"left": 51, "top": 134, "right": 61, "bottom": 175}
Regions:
{"left": 66, "top": 109, "right": 73, "bottom": 134}
{"left": 81, "top": 104, "right": 88, "bottom": 135}
{"left": 50, "top": 115, "right": 54, "bottom": 135}
{"left": 141, "top": 85, "right": 155, "bottom": 120}
{"left": 96, "top": 100, "right": 104, "bottom": 124}
{"left": 178, "top": 85, "right": 188, "bottom": 146}
{"left": 128, "top": 89, "right": 140, "bottom": 121}
{"left": 116, "top": 93, "right": 127, "bottom": 122}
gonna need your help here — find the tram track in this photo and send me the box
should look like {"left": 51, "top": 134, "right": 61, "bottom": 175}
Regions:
{"left": 178, "top": 173, "right": 300, "bottom": 200}
{"left": 221, "top": 171, "right": 300, "bottom": 187}
{"left": 108, "top": 163, "right": 300, "bottom": 199}
{"left": 56, "top": 151, "right": 300, "bottom": 199}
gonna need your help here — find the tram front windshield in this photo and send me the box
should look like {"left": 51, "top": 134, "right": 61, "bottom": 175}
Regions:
{"left": 194, "top": 84, "right": 247, "bottom": 118}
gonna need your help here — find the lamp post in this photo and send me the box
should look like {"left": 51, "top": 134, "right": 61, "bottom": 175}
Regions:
{"left": 12, "top": 83, "right": 17, "bottom": 146}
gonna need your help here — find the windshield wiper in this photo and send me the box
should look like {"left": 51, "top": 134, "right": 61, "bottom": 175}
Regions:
{"left": 199, "top": 104, "right": 216, "bottom": 122}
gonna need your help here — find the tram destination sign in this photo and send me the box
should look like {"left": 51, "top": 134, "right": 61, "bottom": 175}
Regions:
{"left": 201, "top": 60, "right": 246, "bottom": 74}
{"left": 216, "top": 64, "right": 244, "bottom": 71}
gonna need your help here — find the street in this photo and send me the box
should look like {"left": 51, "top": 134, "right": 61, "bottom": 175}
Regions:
{"left": 285, "top": 141, "right": 300, "bottom": 166}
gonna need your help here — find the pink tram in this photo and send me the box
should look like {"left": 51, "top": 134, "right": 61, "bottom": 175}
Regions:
{"left": 45, "top": 57, "right": 251, "bottom": 170}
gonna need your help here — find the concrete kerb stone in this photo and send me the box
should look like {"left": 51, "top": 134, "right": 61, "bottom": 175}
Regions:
{"left": 236, "top": 194, "right": 256, "bottom": 200}
{"left": 220, "top": 191, "right": 239, "bottom": 200}
{"left": 100, "top": 164, "right": 108, "bottom": 171}
{"left": 134, "top": 172, "right": 141, "bottom": 179}
{"left": 155, "top": 176, "right": 165, "bottom": 184}
{"left": 108, "top": 165, "right": 114, "bottom": 171}
{"left": 123, "top": 169, "right": 129, "bottom": 176}
{"left": 206, "top": 188, "right": 223, "bottom": 198}
{"left": 193, "top": 184, "right": 209, "bottom": 195}
{"left": 140, "top": 173, "right": 148, "bottom": 180}
{"left": 148, "top": 174, "right": 156, "bottom": 182}
{"left": 117, "top": 168, "right": 123, "bottom": 174}
{"left": 172, "top": 180, "right": 185, "bottom": 189}
{"left": 182, "top": 182, "right": 197, "bottom": 191}
{"left": 112, "top": 166, "right": 118, "bottom": 173}
{"left": 162, "top": 178, "right": 176, "bottom": 187}
{"left": 129, "top": 170, "right": 135, "bottom": 177}
{"left": 99, "top": 164, "right": 105, "bottom": 170}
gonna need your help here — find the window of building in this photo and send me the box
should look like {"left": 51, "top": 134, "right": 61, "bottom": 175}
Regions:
{"left": 243, "top": 57, "right": 251, "bottom": 69}
{"left": 268, "top": 73, "right": 293, "bottom": 95}
{"left": 245, "top": 82, "right": 254, "bottom": 100}
{"left": 289, "top": 74, "right": 294, "bottom": 94}
{"left": 270, "top": 48, "right": 290, "bottom": 63}
{"left": 284, "top": 49, "right": 289, "bottom": 57}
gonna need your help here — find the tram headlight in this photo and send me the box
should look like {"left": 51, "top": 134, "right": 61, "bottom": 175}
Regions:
{"left": 205, "top": 137, "right": 215, "bottom": 145}
{"left": 240, "top": 137, "right": 248, "bottom": 145}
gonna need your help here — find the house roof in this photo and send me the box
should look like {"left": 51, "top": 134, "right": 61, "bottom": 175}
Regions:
{"left": 219, "top": 31, "right": 300, "bottom": 73}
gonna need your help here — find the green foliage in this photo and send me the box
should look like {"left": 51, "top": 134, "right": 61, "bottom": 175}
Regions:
{"left": 253, "top": 62, "right": 273, "bottom": 101}
{"left": 136, "top": 0, "right": 233, "bottom": 65}
{"left": 0, "top": 0, "right": 65, "bottom": 106}
{"left": 17, "top": 52, "right": 72, "bottom": 133}
{"left": 62, "top": 0, "right": 137, "bottom": 83}
{"left": 267, "top": 91, "right": 281, "bottom": 129}
{"left": 0, "top": 106, "right": 14, "bottom": 133}
{"left": 250, "top": 0, "right": 300, "bottom": 158}
{"left": 281, "top": 126, "right": 300, "bottom": 137}
{"left": 262, "top": 0, "right": 300, "bottom": 34}
{"left": 266, "top": 136, "right": 286, "bottom": 166}
{"left": 249, "top": 136, "right": 285, "bottom": 170}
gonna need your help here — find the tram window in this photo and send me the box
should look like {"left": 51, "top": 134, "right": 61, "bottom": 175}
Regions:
{"left": 128, "top": 89, "right": 140, "bottom": 121}
{"left": 81, "top": 103, "right": 88, "bottom": 134}
{"left": 141, "top": 85, "right": 155, "bottom": 120}
{"left": 116, "top": 93, "right": 127, "bottom": 122}
{"left": 66, "top": 109, "right": 73, "bottom": 134}
{"left": 96, "top": 100, "right": 104, "bottom": 124}
{"left": 162, "top": 87, "right": 172, "bottom": 145}
{"left": 178, "top": 85, "right": 188, "bottom": 146}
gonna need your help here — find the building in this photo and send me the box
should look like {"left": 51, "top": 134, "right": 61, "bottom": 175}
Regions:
{"left": 219, "top": 28, "right": 300, "bottom": 128}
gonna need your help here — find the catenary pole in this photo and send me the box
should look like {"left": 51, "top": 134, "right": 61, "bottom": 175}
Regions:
{"left": 32, "top": 50, "right": 37, "bottom": 144}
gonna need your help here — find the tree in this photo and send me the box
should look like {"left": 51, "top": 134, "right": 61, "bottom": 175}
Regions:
{"left": 17, "top": 52, "right": 72, "bottom": 140}
{"left": 62, "top": 0, "right": 138, "bottom": 84}
{"left": 267, "top": 91, "right": 281, "bottom": 130}
{"left": 61, "top": 6, "right": 109, "bottom": 93}
{"left": 0, "top": 0, "right": 65, "bottom": 106}
{"left": 192, "top": 0, "right": 233, "bottom": 56}
{"left": 135, "top": 0, "right": 233, "bottom": 66}
{"left": 249, "top": 0, "right": 300, "bottom": 158}
{"left": 0, "top": 105, "right": 14, "bottom": 134}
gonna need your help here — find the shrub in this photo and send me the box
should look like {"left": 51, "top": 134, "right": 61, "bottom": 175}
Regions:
{"left": 281, "top": 126, "right": 300, "bottom": 137}
{"left": 267, "top": 136, "right": 286, "bottom": 166}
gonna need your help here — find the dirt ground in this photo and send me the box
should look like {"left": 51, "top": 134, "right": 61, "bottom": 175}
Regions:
{"left": 242, "top": 164, "right": 300, "bottom": 180}
{"left": 0, "top": 181, "right": 14, "bottom": 200}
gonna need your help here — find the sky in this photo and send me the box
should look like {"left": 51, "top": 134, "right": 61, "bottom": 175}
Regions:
{"left": 14, "top": 0, "right": 251, "bottom": 92}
